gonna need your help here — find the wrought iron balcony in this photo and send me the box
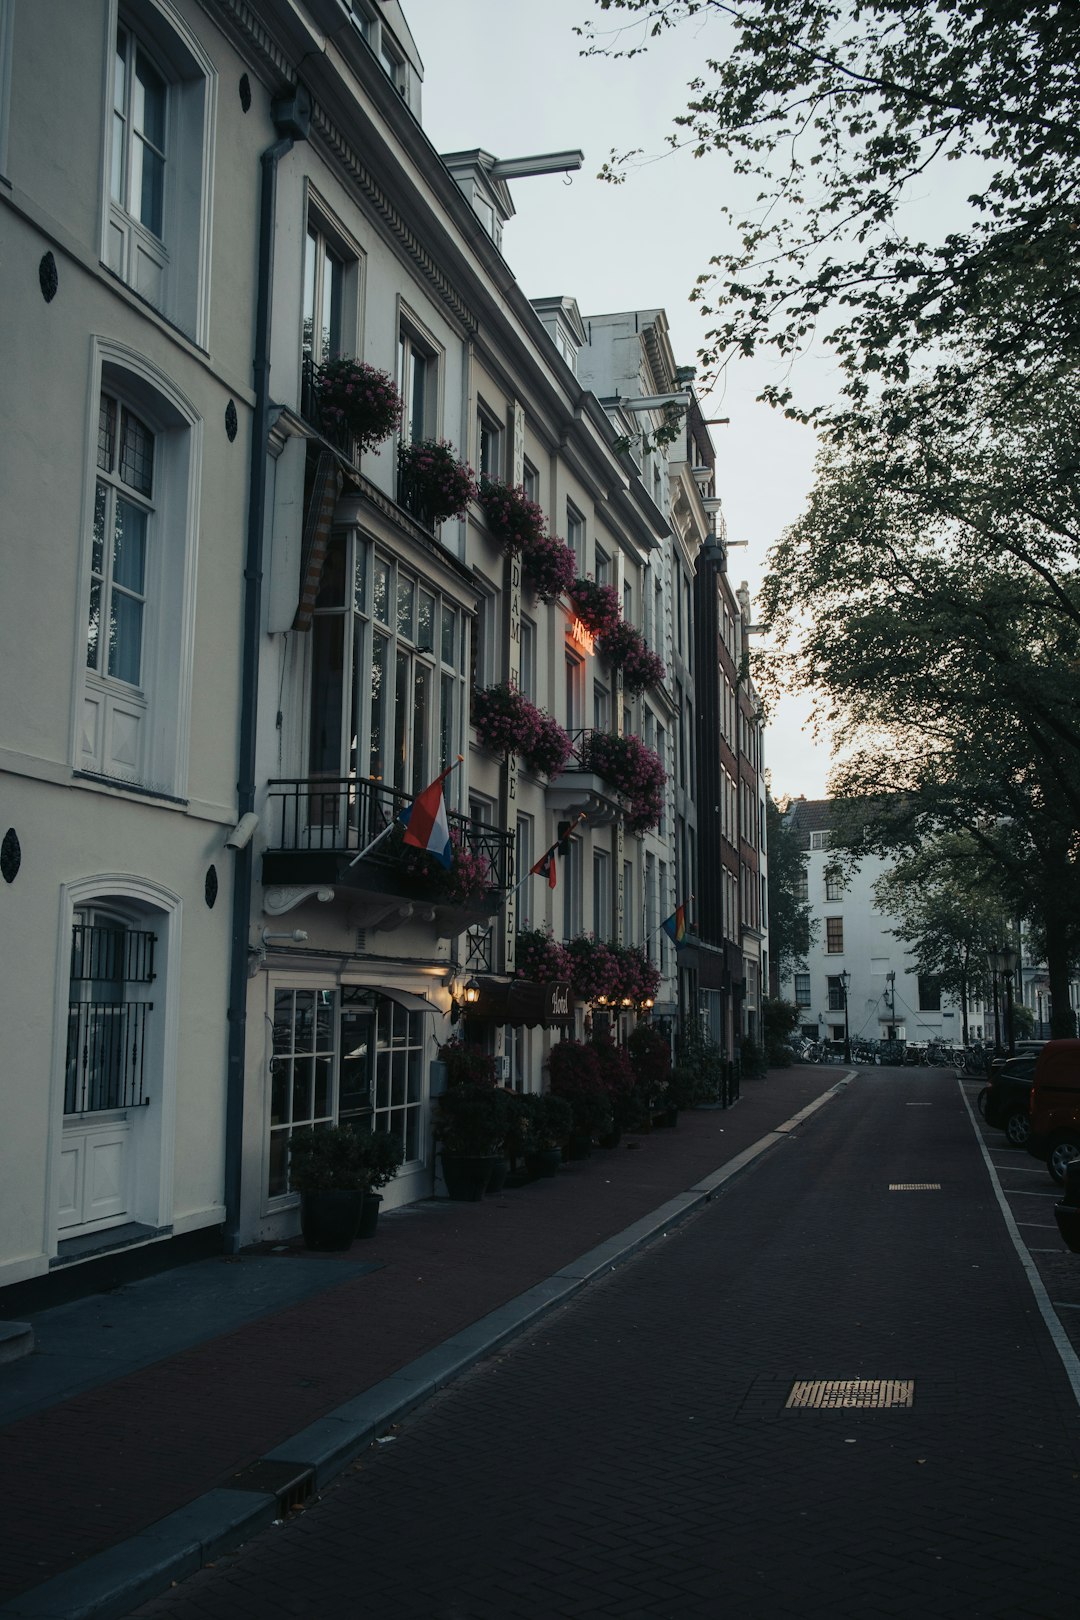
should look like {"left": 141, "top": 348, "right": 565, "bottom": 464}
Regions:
{"left": 299, "top": 357, "right": 360, "bottom": 466}
{"left": 543, "top": 728, "right": 625, "bottom": 826}
{"left": 263, "top": 776, "right": 513, "bottom": 935}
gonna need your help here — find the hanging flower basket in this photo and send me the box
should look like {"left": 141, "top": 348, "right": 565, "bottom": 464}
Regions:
{"left": 597, "top": 620, "right": 667, "bottom": 696}
{"left": 608, "top": 943, "right": 662, "bottom": 1007}
{"left": 398, "top": 438, "right": 477, "bottom": 525}
{"left": 313, "top": 359, "right": 402, "bottom": 454}
{"left": 578, "top": 731, "right": 666, "bottom": 833}
{"left": 473, "top": 684, "right": 572, "bottom": 779}
{"left": 520, "top": 531, "right": 577, "bottom": 604}
{"left": 477, "top": 477, "right": 547, "bottom": 555}
{"left": 567, "top": 578, "right": 621, "bottom": 638}
{"left": 564, "top": 935, "right": 619, "bottom": 1004}
{"left": 515, "top": 926, "right": 571, "bottom": 982}
{"left": 397, "top": 828, "right": 492, "bottom": 903}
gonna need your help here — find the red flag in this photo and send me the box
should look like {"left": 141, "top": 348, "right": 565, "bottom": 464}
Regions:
{"left": 530, "top": 847, "right": 558, "bottom": 889}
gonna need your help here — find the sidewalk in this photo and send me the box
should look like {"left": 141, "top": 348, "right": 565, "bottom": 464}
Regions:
{"left": 0, "top": 1065, "right": 845, "bottom": 1620}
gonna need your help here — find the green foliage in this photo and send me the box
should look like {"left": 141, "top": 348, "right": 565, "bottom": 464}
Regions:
{"left": 438, "top": 1040, "right": 498, "bottom": 1089}
{"left": 520, "top": 1092, "right": 574, "bottom": 1151}
{"left": 626, "top": 1021, "right": 672, "bottom": 1119}
{"left": 762, "top": 997, "right": 801, "bottom": 1067}
{"left": 670, "top": 1020, "right": 725, "bottom": 1108}
{"left": 288, "top": 1125, "right": 403, "bottom": 1194}
{"left": 433, "top": 1084, "right": 510, "bottom": 1155}
{"left": 579, "top": 1, "right": 1080, "bottom": 426}
{"left": 546, "top": 1040, "right": 615, "bottom": 1141}
{"left": 765, "top": 792, "right": 816, "bottom": 986}
{"left": 739, "top": 1038, "right": 767, "bottom": 1079}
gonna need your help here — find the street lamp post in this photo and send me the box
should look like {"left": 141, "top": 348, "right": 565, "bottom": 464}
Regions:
{"left": 988, "top": 949, "right": 1003, "bottom": 1054}
{"left": 1001, "top": 946, "right": 1019, "bottom": 1057}
{"left": 840, "top": 969, "right": 851, "bottom": 1065}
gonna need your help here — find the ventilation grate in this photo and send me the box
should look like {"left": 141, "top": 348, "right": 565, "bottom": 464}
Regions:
{"left": 889, "top": 1182, "right": 941, "bottom": 1191}
{"left": 786, "top": 1379, "right": 915, "bottom": 1410}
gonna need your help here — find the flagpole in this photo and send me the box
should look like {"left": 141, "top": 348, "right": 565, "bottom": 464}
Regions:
{"left": 502, "top": 810, "right": 587, "bottom": 905}
{"left": 347, "top": 756, "right": 464, "bottom": 868}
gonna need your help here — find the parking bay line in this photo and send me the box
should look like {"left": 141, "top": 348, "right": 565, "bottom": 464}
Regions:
{"left": 958, "top": 1077, "right": 1080, "bottom": 1408}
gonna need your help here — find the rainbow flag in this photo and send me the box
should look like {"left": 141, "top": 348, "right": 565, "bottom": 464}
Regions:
{"left": 661, "top": 904, "right": 686, "bottom": 945}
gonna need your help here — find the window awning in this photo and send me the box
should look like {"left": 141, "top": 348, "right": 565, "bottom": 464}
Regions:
{"left": 466, "top": 979, "right": 575, "bottom": 1028}
{"left": 378, "top": 987, "right": 439, "bottom": 1017}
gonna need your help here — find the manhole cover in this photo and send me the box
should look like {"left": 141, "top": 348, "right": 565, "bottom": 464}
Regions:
{"left": 889, "top": 1183, "right": 941, "bottom": 1190}
{"left": 786, "top": 1379, "right": 915, "bottom": 1410}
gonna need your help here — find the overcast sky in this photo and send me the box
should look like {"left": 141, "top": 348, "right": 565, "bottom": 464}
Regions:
{"left": 405, "top": 0, "right": 835, "bottom": 802}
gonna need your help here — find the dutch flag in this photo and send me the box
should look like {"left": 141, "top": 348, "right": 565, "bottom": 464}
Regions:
{"left": 398, "top": 766, "right": 454, "bottom": 870}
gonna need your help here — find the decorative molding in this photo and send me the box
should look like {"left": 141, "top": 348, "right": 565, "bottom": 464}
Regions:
{"left": 263, "top": 884, "right": 335, "bottom": 916}
{"left": 210, "top": 0, "right": 477, "bottom": 337}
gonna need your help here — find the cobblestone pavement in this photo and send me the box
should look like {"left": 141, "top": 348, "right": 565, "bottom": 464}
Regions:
{"left": 128, "top": 1068, "right": 1080, "bottom": 1620}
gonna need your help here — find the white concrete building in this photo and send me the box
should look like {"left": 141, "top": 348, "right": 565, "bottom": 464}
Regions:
{"left": 780, "top": 800, "right": 971, "bottom": 1049}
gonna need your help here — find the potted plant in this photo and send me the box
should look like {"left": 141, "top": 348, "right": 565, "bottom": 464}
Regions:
{"left": 627, "top": 1021, "right": 673, "bottom": 1127}
{"left": 564, "top": 934, "right": 619, "bottom": 1005}
{"left": 520, "top": 530, "right": 577, "bottom": 604}
{"left": 397, "top": 437, "right": 476, "bottom": 526}
{"left": 520, "top": 1092, "right": 573, "bottom": 1177}
{"left": 567, "top": 577, "right": 621, "bottom": 637}
{"left": 547, "top": 1039, "right": 614, "bottom": 1157}
{"left": 589, "top": 1032, "right": 637, "bottom": 1141}
{"left": 438, "top": 1039, "right": 498, "bottom": 1089}
{"left": 608, "top": 943, "right": 662, "bottom": 1011}
{"left": 577, "top": 731, "right": 666, "bottom": 833}
{"left": 354, "top": 1129, "right": 405, "bottom": 1237}
{"left": 597, "top": 619, "right": 667, "bottom": 696}
{"left": 288, "top": 1125, "right": 367, "bottom": 1251}
{"left": 433, "top": 1083, "right": 509, "bottom": 1199}
{"left": 313, "top": 358, "right": 402, "bottom": 454}
{"left": 514, "top": 926, "right": 571, "bottom": 984}
{"left": 477, "top": 476, "right": 546, "bottom": 554}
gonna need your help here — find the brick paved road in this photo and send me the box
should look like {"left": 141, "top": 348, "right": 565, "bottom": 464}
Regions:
{"left": 129, "top": 1068, "right": 1080, "bottom": 1620}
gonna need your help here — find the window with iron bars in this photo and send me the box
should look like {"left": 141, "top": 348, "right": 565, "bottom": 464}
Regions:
{"left": 66, "top": 915, "right": 156, "bottom": 1114}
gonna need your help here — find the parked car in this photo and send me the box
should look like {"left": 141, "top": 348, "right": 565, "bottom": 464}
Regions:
{"left": 1024, "top": 1039, "right": 1080, "bottom": 1183}
{"left": 981, "top": 1054, "right": 1039, "bottom": 1146}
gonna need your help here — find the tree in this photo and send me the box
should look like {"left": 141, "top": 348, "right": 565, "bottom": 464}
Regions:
{"left": 759, "top": 391, "right": 1080, "bottom": 1036}
{"left": 580, "top": 1, "right": 1080, "bottom": 422}
{"left": 765, "top": 790, "right": 816, "bottom": 992}
{"left": 871, "top": 835, "right": 1012, "bottom": 1047}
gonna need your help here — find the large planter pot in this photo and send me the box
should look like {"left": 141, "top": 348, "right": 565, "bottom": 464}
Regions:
{"left": 653, "top": 1107, "right": 679, "bottom": 1129}
{"left": 486, "top": 1156, "right": 511, "bottom": 1195}
{"left": 597, "top": 1127, "right": 622, "bottom": 1151}
{"left": 300, "top": 1189, "right": 363, "bottom": 1251}
{"left": 566, "top": 1134, "right": 593, "bottom": 1161}
{"left": 524, "top": 1147, "right": 562, "bottom": 1179}
{"left": 441, "top": 1153, "right": 496, "bottom": 1201}
{"left": 357, "top": 1193, "right": 382, "bottom": 1239}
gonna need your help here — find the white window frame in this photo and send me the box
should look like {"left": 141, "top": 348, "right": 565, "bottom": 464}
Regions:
{"left": 477, "top": 400, "right": 504, "bottom": 481}
{"left": 302, "top": 194, "right": 363, "bottom": 369}
{"left": 103, "top": 0, "right": 216, "bottom": 347}
{"left": 77, "top": 341, "right": 201, "bottom": 797}
{"left": 565, "top": 501, "right": 584, "bottom": 570}
{"left": 397, "top": 303, "right": 442, "bottom": 446}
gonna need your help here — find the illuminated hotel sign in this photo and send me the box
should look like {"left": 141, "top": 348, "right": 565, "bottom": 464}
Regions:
{"left": 568, "top": 616, "right": 595, "bottom": 656}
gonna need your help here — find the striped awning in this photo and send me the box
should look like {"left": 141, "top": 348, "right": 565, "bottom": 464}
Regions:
{"left": 292, "top": 451, "right": 342, "bottom": 631}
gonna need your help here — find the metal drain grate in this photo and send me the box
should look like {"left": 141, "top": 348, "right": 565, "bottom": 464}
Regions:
{"left": 889, "top": 1182, "right": 941, "bottom": 1190}
{"left": 786, "top": 1379, "right": 915, "bottom": 1410}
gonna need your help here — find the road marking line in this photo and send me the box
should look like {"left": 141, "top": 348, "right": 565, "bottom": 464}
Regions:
{"left": 959, "top": 1079, "right": 1080, "bottom": 1409}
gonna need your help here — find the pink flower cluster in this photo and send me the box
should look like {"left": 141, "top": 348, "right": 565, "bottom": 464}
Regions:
{"left": 567, "top": 578, "right": 621, "bottom": 638}
{"left": 521, "top": 531, "right": 578, "bottom": 604}
{"left": 514, "top": 926, "right": 571, "bottom": 982}
{"left": 597, "top": 620, "right": 667, "bottom": 696}
{"left": 314, "top": 359, "right": 402, "bottom": 454}
{"left": 399, "top": 831, "right": 490, "bottom": 904}
{"left": 477, "top": 478, "right": 547, "bottom": 554}
{"left": 608, "top": 944, "right": 662, "bottom": 1005}
{"left": 564, "top": 935, "right": 619, "bottom": 1003}
{"left": 473, "top": 683, "right": 571, "bottom": 778}
{"left": 398, "top": 438, "right": 477, "bottom": 523}
{"left": 578, "top": 731, "right": 667, "bottom": 833}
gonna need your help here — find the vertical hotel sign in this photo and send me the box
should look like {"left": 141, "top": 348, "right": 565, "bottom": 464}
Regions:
{"left": 502, "top": 400, "right": 526, "bottom": 979}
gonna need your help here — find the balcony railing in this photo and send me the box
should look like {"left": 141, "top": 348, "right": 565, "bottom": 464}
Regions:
{"left": 266, "top": 776, "right": 513, "bottom": 891}
{"left": 299, "top": 357, "right": 359, "bottom": 466}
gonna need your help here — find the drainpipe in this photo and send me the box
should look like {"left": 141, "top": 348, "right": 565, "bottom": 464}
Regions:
{"left": 224, "top": 85, "right": 311, "bottom": 1255}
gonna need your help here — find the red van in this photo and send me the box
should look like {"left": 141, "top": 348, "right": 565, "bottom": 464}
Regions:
{"left": 1024, "top": 1039, "right": 1080, "bottom": 1183}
